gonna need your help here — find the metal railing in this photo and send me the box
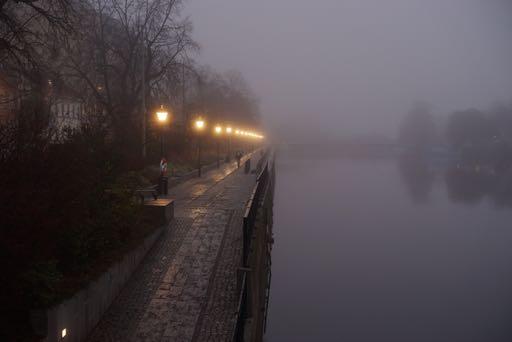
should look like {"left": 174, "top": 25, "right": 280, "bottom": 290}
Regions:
{"left": 233, "top": 150, "right": 275, "bottom": 341}
{"left": 242, "top": 163, "right": 268, "bottom": 266}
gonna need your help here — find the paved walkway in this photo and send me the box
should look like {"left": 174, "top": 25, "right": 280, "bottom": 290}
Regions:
{"left": 87, "top": 153, "right": 262, "bottom": 342}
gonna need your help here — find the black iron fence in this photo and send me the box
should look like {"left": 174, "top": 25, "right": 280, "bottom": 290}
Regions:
{"left": 233, "top": 150, "right": 275, "bottom": 342}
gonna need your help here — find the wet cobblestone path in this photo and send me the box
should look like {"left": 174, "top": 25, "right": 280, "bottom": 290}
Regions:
{"left": 87, "top": 155, "right": 261, "bottom": 342}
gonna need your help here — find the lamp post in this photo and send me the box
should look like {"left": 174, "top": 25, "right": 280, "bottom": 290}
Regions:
{"left": 156, "top": 106, "right": 169, "bottom": 156}
{"left": 156, "top": 105, "right": 169, "bottom": 194}
{"left": 194, "top": 118, "right": 205, "bottom": 177}
{"left": 234, "top": 129, "right": 241, "bottom": 159}
{"left": 225, "top": 126, "right": 232, "bottom": 161}
{"left": 214, "top": 125, "right": 222, "bottom": 168}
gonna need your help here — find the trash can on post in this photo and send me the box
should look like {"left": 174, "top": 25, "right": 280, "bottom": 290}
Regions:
{"left": 159, "top": 158, "right": 168, "bottom": 195}
{"left": 160, "top": 176, "right": 168, "bottom": 195}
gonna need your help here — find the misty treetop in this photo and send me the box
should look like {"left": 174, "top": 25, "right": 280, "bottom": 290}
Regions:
{"left": 399, "top": 101, "right": 436, "bottom": 151}
{"left": 188, "top": 67, "right": 260, "bottom": 126}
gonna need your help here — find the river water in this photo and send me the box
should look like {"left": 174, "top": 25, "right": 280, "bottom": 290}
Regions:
{"left": 265, "top": 151, "right": 512, "bottom": 342}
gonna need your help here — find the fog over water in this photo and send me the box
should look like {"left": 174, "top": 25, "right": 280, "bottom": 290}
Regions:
{"left": 185, "top": 1, "right": 512, "bottom": 341}
{"left": 268, "top": 153, "right": 512, "bottom": 342}
{"left": 186, "top": 0, "right": 512, "bottom": 141}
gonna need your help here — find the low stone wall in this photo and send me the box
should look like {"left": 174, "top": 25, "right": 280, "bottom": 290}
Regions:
{"left": 40, "top": 225, "right": 166, "bottom": 342}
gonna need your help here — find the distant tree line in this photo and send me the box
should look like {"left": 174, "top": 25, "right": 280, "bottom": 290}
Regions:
{"left": 399, "top": 101, "right": 512, "bottom": 167}
{"left": 398, "top": 100, "right": 512, "bottom": 207}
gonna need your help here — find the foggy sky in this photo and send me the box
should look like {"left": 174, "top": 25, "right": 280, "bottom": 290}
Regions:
{"left": 185, "top": 0, "right": 512, "bottom": 142}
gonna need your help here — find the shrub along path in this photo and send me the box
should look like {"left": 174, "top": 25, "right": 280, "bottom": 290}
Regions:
{"left": 87, "top": 151, "right": 263, "bottom": 342}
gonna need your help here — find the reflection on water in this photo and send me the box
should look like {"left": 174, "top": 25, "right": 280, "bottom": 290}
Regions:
{"left": 398, "top": 155, "right": 512, "bottom": 207}
{"left": 398, "top": 156, "right": 434, "bottom": 203}
{"left": 445, "top": 166, "right": 493, "bottom": 205}
{"left": 445, "top": 166, "right": 512, "bottom": 208}
{"left": 266, "top": 152, "right": 512, "bottom": 342}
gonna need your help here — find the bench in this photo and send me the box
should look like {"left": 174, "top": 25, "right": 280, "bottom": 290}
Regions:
{"left": 135, "top": 185, "right": 159, "bottom": 203}
{"left": 143, "top": 198, "right": 175, "bottom": 225}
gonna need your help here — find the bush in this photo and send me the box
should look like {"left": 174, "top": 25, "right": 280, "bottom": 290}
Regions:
{"left": 0, "top": 122, "right": 150, "bottom": 340}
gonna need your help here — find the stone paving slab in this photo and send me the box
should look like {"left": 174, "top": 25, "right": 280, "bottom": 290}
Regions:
{"left": 192, "top": 208, "right": 244, "bottom": 342}
{"left": 87, "top": 152, "right": 262, "bottom": 342}
{"left": 133, "top": 209, "right": 233, "bottom": 341}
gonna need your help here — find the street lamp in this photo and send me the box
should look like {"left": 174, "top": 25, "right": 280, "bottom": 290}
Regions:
{"left": 156, "top": 105, "right": 169, "bottom": 157}
{"left": 156, "top": 107, "right": 169, "bottom": 123}
{"left": 195, "top": 118, "right": 205, "bottom": 130}
{"left": 194, "top": 118, "right": 206, "bottom": 177}
{"left": 156, "top": 105, "right": 170, "bottom": 195}
{"left": 214, "top": 125, "right": 222, "bottom": 168}
{"left": 225, "top": 126, "right": 232, "bottom": 161}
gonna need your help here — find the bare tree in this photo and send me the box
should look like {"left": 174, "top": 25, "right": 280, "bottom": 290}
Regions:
{"left": 186, "top": 66, "right": 260, "bottom": 126}
{"left": 52, "top": 0, "right": 195, "bottom": 158}
{"left": 0, "top": 0, "right": 71, "bottom": 78}
{"left": 0, "top": 0, "right": 74, "bottom": 135}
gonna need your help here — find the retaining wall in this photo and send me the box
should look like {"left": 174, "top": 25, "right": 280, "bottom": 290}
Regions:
{"left": 39, "top": 225, "right": 165, "bottom": 342}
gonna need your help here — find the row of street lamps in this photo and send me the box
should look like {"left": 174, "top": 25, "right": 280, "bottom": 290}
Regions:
{"left": 193, "top": 120, "right": 265, "bottom": 176}
{"left": 196, "top": 121, "right": 264, "bottom": 140}
{"left": 155, "top": 106, "right": 264, "bottom": 140}
{"left": 154, "top": 106, "right": 264, "bottom": 178}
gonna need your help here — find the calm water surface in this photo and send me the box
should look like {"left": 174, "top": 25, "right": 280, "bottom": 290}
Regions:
{"left": 266, "top": 152, "right": 512, "bottom": 342}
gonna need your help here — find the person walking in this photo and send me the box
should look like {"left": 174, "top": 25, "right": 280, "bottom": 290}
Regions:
{"left": 236, "top": 150, "right": 242, "bottom": 168}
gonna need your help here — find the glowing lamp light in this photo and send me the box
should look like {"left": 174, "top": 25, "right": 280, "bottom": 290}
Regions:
{"left": 214, "top": 125, "right": 222, "bottom": 134}
{"left": 235, "top": 130, "right": 240, "bottom": 135}
{"left": 156, "top": 105, "right": 169, "bottom": 122}
{"left": 195, "top": 119, "right": 205, "bottom": 130}
{"left": 62, "top": 328, "right": 67, "bottom": 339}
{"left": 226, "top": 126, "right": 232, "bottom": 134}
